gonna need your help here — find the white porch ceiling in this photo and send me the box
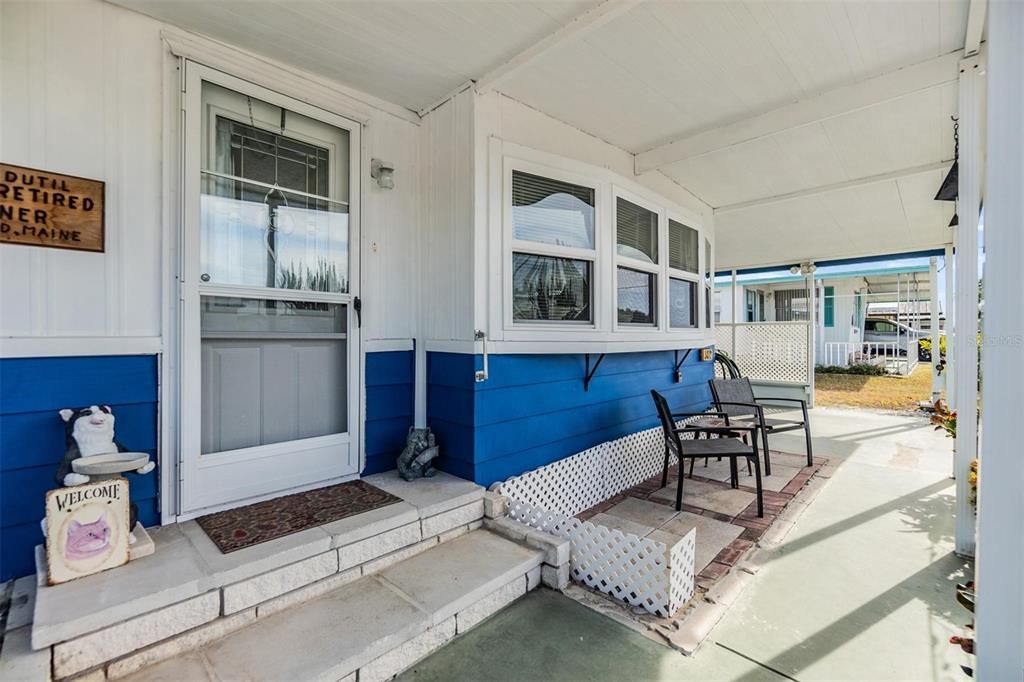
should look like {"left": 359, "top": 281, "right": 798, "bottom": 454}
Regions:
{"left": 109, "top": 0, "right": 970, "bottom": 267}
{"left": 107, "top": 0, "right": 601, "bottom": 111}
{"left": 499, "top": 0, "right": 968, "bottom": 152}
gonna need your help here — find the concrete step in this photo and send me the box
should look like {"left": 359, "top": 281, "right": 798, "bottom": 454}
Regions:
{"left": 121, "top": 530, "right": 545, "bottom": 682}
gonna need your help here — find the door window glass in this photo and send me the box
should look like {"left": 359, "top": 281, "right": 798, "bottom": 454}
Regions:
{"left": 200, "top": 82, "right": 350, "bottom": 293}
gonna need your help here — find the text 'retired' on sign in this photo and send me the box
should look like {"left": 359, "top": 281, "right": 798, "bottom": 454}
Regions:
{"left": 0, "top": 163, "right": 105, "bottom": 253}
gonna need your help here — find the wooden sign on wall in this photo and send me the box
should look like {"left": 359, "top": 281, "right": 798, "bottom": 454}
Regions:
{"left": 0, "top": 163, "right": 105, "bottom": 252}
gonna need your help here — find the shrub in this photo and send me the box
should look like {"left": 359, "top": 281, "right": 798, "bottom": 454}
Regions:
{"left": 918, "top": 336, "right": 947, "bottom": 356}
{"left": 815, "top": 364, "right": 888, "bottom": 376}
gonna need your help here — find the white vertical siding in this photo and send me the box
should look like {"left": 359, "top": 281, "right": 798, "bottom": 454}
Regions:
{"left": 361, "top": 112, "right": 421, "bottom": 342}
{"left": 1, "top": 1, "right": 164, "bottom": 342}
{"left": 418, "top": 90, "right": 476, "bottom": 342}
{"left": 0, "top": 0, "right": 422, "bottom": 350}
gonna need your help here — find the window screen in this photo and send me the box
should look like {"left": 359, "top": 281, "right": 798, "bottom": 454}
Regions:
{"left": 617, "top": 267, "right": 656, "bottom": 325}
{"left": 670, "top": 278, "right": 697, "bottom": 328}
{"left": 512, "top": 253, "right": 592, "bottom": 322}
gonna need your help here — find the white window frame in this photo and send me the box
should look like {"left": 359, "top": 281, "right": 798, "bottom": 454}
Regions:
{"left": 703, "top": 234, "right": 715, "bottom": 331}
{"left": 503, "top": 159, "right": 598, "bottom": 329}
{"left": 613, "top": 187, "right": 665, "bottom": 332}
{"left": 667, "top": 213, "right": 702, "bottom": 331}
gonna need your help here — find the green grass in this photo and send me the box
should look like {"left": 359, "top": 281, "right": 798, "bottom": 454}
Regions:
{"left": 815, "top": 364, "right": 934, "bottom": 412}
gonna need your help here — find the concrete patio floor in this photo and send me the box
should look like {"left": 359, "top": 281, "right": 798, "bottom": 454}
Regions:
{"left": 399, "top": 406, "right": 971, "bottom": 682}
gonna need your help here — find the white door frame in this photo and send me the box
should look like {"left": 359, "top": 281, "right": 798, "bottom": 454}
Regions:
{"left": 177, "top": 61, "right": 363, "bottom": 518}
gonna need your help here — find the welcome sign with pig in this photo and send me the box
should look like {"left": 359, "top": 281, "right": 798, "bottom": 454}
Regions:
{"left": 0, "top": 163, "right": 105, "bottom": 252}
{"left": 45, "top": 478, "right": 130, "bottom": 585}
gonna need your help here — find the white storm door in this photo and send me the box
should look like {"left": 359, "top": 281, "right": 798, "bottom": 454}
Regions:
{"left": 180, "top": 64, "right": 361, "bottom": 516}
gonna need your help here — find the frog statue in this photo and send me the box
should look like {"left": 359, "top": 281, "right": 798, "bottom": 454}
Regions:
{"left": 397, "top": 427, "right": 439, "bottom": 481}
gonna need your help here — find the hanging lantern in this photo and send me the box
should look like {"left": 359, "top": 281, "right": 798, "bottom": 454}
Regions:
{"left": 935, "top": 117, "right": 959, "bottom": 201}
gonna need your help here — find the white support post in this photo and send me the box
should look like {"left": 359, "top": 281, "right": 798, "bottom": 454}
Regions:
{"left": 731, "top": 269, "right": 738, "bottom": 356}
{"left": 954, "top": 54, "right": 983, "bottom": 558}
{"left": 896, "top": 273, "right": 901, "bottom": 328}
{"left": 807, "top": 272, "right": 816, "bottom": 407}
{"left": 945, "top": 242, "right": 956, "bottom": 410}
{"left": 976, "top": 2, "right": 1023, "bottom": 675}
{"left": 929, "top": 257, "right": 941, "bottom": 403}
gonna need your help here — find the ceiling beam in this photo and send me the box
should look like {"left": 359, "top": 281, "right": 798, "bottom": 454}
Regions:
{"left": 965, "top": 0, "right": 987, "bottom": 56}
{"left": 715, "top": 160, "right": 954, "bottom": 214}
{"left": 473, "top": 0, "right": 643, "bottom": 94}
{"left": 635, "top": 50, "right": 963, "bottom": 175}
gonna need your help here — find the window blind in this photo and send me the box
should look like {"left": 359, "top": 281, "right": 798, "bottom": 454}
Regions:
{"left": 512, "top": 171, "right": 595, "bottom": 249}
{"left": 616, "top": 198, "right": 658, "bottom": 263}
{"left": 669, "top": 219, "right": 699, "bottom": 273}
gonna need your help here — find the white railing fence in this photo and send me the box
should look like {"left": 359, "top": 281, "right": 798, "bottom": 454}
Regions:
{"left": 818, "top": 340, "right": 919, "bottom": 376}
{"left": 715, "top": 322, "right": 810, "bottom": 384}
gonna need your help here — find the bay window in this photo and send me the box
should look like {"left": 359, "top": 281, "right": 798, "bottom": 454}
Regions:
{"left": 501, "top": 148, "right": 711, "bottom": 343}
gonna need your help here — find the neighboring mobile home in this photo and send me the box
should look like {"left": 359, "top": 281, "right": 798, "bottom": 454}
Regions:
{"left": 715, "top": 263, "right": 938, "bottom": 367}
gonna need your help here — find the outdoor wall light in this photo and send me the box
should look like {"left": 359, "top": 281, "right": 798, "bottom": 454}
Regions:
{"left": 371, "top": 159, "right": 395, "bottom": 190}
{"left": 790, "top": 262, "right": 817, "bottom": 276}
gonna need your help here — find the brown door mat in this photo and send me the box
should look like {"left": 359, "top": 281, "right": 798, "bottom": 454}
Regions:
{"left": 196, "top": 479, "right": 403, "bottom": 553}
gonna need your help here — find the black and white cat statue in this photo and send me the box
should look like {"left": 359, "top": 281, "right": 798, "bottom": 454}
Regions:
{"left": 53, "top": 405, "right": 155, "bottom": 544}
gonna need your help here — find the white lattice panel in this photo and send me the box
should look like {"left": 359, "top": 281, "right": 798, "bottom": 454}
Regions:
{"left": 502, "top": 437, "right": 698, "bottom": 618}
{"left": 571, "top": 522, "right": 672, "bottom": 615}
{"left": 507, "top": 498, "right": 581, "bottom": 536}
{"left": 604, "top": 427, "right": 667, "bottom": 497}
{"left": 731, "top": 322, "right": 809, "bottom": 383}
{"left": 668, "top": 530, "right": 697, "bottom": 612}
{"left": 508, "top": 498, "right": 680, "bottom": 616}
{"left": 496, "top": 444, "right": 605, "bottom": 517}
{"left": 714, "top": 325, "right": 733, "bottom": 356}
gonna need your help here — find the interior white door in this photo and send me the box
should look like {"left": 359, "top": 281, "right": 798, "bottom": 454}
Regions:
{"left": 179, "top": 64, "right": 361, "bottom": 516}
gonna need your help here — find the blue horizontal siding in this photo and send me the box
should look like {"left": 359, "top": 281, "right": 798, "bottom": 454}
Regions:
{"left": 426, "top": 349, "right": 713, "bottom": 487}
{"left": 362, "top": 350, "right": 415, "bottom": 476}
{"left": 0, "top": 355, "right": 160, "bottom": 581}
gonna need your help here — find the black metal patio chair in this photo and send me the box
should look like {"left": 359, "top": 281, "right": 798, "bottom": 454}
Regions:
{"left": 651, "top": 389, "right": 763, "bottom": 517}
{"left": 708, "top": 377, "right": 813, "bottom": 476}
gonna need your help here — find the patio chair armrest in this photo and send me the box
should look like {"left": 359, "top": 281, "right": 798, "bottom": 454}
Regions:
{"left": 670, "top": 411, "right": 729, "bottom": 420}
{"left": 711, "top": 401, "right": 763, "bottom": 413}
{"left": 753, "top": 396, "right": 807, "bottom": 407}
{"left": 754, "top": 396, "right": 810, "bottom": 419}
{"left": 679, "top": 423, "right": 758, "bottom": 437}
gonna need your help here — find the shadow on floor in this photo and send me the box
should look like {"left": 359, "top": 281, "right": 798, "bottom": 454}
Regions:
{"left": 760, "top": 478, "right": 954, "bottom": 565}
{"left": 396, "top": 589, "right": 699, "bottom": 682}
{"left": 730, "top": 551, "right": 971, "bottom": 682}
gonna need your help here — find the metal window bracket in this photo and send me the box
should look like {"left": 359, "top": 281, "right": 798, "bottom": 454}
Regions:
{"left": 673, "top": 348, "right": 692, "bottom": 383}
{"left": 584, "top": 353, "right": 606, "bottom": 392}
{"left": 474, "top": 330, "right": 488, "bottom": 383}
